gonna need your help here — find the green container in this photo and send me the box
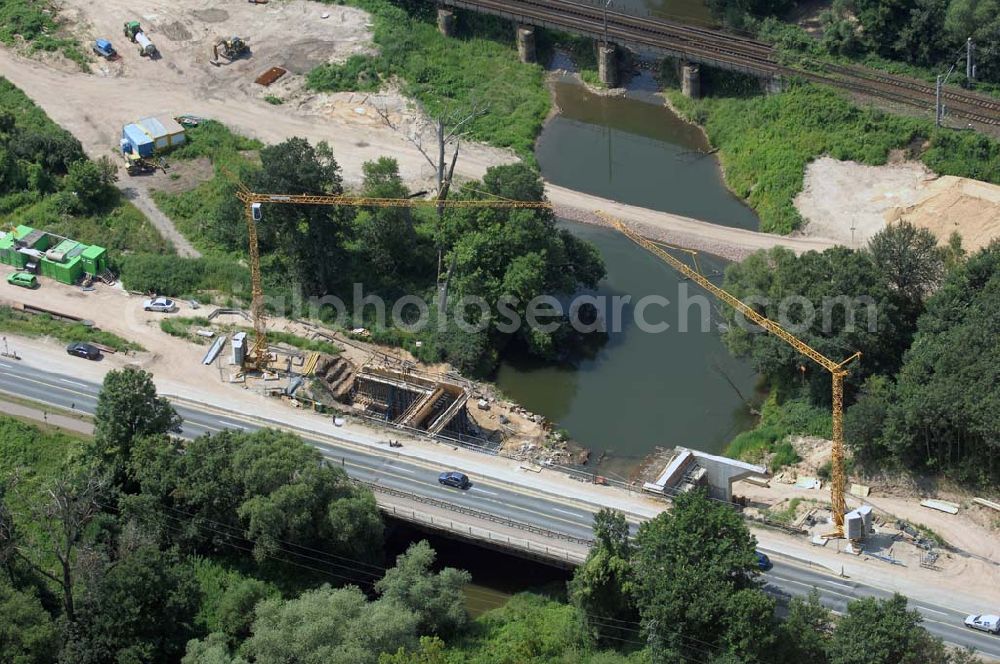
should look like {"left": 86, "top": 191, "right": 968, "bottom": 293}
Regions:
{"left": 81, "top": 244, "right": 107, "bottom": 275}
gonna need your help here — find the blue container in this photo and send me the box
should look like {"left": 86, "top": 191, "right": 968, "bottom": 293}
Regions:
{"left": 122, "top": 123, "right": 154, "bottom": 157}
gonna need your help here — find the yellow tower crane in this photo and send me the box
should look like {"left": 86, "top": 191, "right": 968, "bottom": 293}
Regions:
{"left": 233, "top": 185, "right": 552, "bottom": 373}
{"left": 604, "top": 213, "right": 860, "bottom": 538}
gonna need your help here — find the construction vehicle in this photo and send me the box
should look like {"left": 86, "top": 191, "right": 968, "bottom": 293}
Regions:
{"left": 92, "top": 39, "right": 117, "bottom": 60}
{"left": 606, "top": 213, "right": 860, "bottom": 539}
{"left": 123, "top": 21, "right": 157, "bottom": 57}
{"left": 229, "top": 182, "right": 553, "bottom": 373}
{"left": 211, "top": 37, "right": 250, "bottom": 65}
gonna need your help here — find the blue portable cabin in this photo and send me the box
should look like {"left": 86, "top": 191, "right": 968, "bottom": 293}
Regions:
{"left": 121, "top": 123, "right": 154, "bottom": 157}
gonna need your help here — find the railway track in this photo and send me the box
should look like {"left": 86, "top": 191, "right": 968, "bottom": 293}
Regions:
{"left": 443, "top": 0, "right": 1000, "bottom": 125}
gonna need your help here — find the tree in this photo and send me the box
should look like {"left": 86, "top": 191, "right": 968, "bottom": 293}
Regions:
{"left": 569, "top": 509, "right": 637, "bottom": 646}
{"left": 844, "top": 374, "right": 895, "bottom": 467}
{"left": 4, "top": 470, "right": 106, "bottom": 623}
{"left": 879, "top": 242, "right": 1000, "bottom": 483}
{"left": 349, "top": 158, "right": 429, "bottom": 294}
{"left": 64, "top": 157, "right": 118, "bottom": 212}
{"left": 63, "top": 545, "right": 200, "bottom": 664}
{"left": 437, "top": 164, "right": 605, "bottom": 370}
{"left": 0, "top": 581, "right": 59, "bottom": 664}
{"left": 93, "top": 368, "right": 180, "bottom": 486}
{"left": 828, "top": 594, "right": 949, "bottom": 664}
{"left": 215, "top": 578, "right": 275, "bottom": 643}
{"left": 375, "top": 541, "right": 471, "bottom": 638}
{"left": 232, "top": 430, "right": 384, "bottom": 563}
{"left": 774, "top": 589, "right": 831, "bottom": 664}
{"left": 721, "top": 246, "right": 909, "bottom": 401}
{"left": 868, "top": 222, "right": 944, "bottom": 305}
{"left": 633, "top": 490, "right": 764, "bottom": 663}
{"left": 245, "top": 138, "right": 353, "bottom": 294}
{"left": 239, "top": 585, "right": 419, "bottom": 664}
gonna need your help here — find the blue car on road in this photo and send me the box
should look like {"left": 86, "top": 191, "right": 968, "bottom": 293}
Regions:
{"left": 438, "top": 471, "right": 471, "bottom": 489}
{"left": 755, "top": 551, "right": 773, "bottom": 571}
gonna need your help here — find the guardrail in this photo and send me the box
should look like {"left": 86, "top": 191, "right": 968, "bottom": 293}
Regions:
{"left": 354, "top": 478, "right": 596, "bottom": 548}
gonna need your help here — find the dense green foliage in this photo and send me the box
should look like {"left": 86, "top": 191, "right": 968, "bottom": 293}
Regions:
{"left": 155, "top": 129, "right": 605, "bottom": 376}
{"left": 308, "top": 0, "right": 550, "bottom": 158}
{"left": 722, "top": 217, "right": 998, "bottom": 484}
{"left": 118, "top": 253, "right": 250, "bottom": 300}
{"left": 845, "top": 241, "right": 1000, "bottom": 483}
{"left": 569, "top": 509, "right": 637, "bottom": 646}
{"left": 0, "top": 0, "right": 87, "bottom": 68}
{"left": 709, "top": 0, "right": 1000, "bottom": 87}
{"left": 0, "top": 306, "right": 143, "bottom": 352}
{"left": 667, "top": 84, "right": 1000, "bottom": 233}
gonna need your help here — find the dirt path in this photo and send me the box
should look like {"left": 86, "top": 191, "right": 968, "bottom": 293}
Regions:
{"left": 547, "top": 184, "right": 840, "bottom": 259}
{"left": 120, "top": 181, "right": 202, "bottom": 258}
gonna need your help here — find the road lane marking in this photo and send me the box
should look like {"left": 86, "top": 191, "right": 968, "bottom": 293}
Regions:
{"left": 389, "top": 466, "right": 415, "bottom": 474}
{"left": 471, "top": 487, "right": 498, "bottom": 496}
{"left": 551, "top": 507, "right": 585, "bottom": 518}
{"left": 59, "top": 378, "right": 88, "bottom": 388}
{"left": 920, "top": 607, "right": 949, "bottom": 616}
{"left": 218, "top": 420, "right": 247, "bottom": 429}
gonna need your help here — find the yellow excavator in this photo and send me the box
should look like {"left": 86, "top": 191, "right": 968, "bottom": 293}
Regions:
{"left": 211, "top": 36, "right": 249, "bottom": 65}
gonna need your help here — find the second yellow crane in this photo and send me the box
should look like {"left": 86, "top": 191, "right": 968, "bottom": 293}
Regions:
{"left": 604, "top": 212, "right": 860, "bottom": 538}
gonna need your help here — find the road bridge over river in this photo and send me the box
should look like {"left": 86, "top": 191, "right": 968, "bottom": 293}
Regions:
{"left": 1, "top": 352, "right": 998, "bottom": 657}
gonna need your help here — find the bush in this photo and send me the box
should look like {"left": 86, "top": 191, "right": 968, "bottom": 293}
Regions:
{"left": 0, "top": 306, "right": 142, "bottom": 352}
{"left": 118, "top": 253, "right": 250, "bottom": 300}
{"left": 307, "top": 54, "right": 382, "bottom": 93}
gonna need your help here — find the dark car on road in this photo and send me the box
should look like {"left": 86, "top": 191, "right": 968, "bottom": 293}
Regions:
{"left": 66, "top": 342, "right": 101, "bottom": 360}
{"left": 438, "top": 471, "right": 471, "bottom": 489}
{"left": 755, "top": 551, "right": 773, "bottom": 571}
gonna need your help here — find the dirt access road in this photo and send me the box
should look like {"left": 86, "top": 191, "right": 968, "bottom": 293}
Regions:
{"left": 0, "top": 0, "right": 513, "bottom": 188}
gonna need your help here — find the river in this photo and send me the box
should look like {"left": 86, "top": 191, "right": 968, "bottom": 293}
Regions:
{"left": 495, "top": 78, "right": 760, "bottom": 478}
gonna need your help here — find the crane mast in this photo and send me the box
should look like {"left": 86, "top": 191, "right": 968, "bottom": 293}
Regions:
{"left": 605, "top": 213, "right": 859, "bottom": 537}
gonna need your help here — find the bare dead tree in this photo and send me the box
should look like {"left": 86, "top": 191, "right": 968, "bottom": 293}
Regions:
{"left": 373, "top": 100, "right": 487, "bottom": 310}
{"left": 7, "top": 470, "right": 107, "bottom": 622}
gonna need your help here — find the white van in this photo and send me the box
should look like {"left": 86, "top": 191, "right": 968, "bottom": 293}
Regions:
{"left": 964, "top": 614, "right": 1000, "bottom": 634}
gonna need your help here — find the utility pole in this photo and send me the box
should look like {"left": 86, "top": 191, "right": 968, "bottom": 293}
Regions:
{"left": 966, "top": 38, "right": 975, "bottom": 83}
{"left": 603, "top": 0, "right": 612, "bottom": 46}
{"left": 935, "top": 74, "right": 943, "bottom": 127}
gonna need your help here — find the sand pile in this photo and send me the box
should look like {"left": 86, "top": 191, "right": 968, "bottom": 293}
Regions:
{"left": 885, "top": 175, "right": 1000, "bottom": 252}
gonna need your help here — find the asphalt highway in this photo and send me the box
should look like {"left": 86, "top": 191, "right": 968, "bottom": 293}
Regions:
{"left": 1, "top": 358, "right": 997, "bottom": 658}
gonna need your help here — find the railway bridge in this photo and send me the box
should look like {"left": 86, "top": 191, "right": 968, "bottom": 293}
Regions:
{"left": 436, "top": 0, "right": 1000, "bottom": 125}
{"left": 437, "top": 0, "right": 780, "bottom": 91}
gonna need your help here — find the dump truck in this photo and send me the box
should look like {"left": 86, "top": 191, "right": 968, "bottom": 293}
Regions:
{"left": 211, "top": 36, "right": 249, "bottom": 65}
{"left": 123, "top": 21, "right": 157, "bottom": 57}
